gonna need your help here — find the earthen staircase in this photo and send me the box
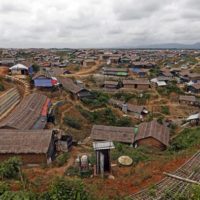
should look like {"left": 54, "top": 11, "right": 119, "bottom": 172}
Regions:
{"left": 5, "top": 75, "right": 31, "bottom": 97}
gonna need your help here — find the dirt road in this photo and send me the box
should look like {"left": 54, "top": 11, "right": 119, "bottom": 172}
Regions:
{"left": 62, "top": 62, "right": 102, "bottom": 78}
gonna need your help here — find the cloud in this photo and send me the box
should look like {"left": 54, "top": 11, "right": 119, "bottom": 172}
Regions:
{"left": 113, "top": 0, "right": 168, "bottom": 20}
{"left": 0, "top": 0, "right": 199, "bottom": 48}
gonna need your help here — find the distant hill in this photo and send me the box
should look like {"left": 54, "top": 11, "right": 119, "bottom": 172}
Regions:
{"left": 137, "top": 42, "right": 200, "bottom": 49}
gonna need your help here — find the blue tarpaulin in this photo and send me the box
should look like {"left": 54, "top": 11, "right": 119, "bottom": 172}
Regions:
{"left": 32, "top": 116, "right": 47, "bottom": 129}
{"left": 131, "top": 68, "right": 141, "bottom": 73}
{"left": 29, "top": 65, "right": 33, "bottom": 75}
{"left": 34, "top": 79, "right": 53, "bottom": 87}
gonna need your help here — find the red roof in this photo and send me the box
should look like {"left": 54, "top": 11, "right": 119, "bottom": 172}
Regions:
{"left": 41, "top": 98, "right": 51, "bottom": 116}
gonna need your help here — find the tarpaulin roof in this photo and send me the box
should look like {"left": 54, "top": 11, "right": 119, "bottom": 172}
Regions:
{"left": 10, "top": 64, "right": 28, "bottom": 70}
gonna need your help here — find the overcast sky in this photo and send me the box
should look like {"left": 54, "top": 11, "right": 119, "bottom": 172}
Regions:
{"left": 0, "top": 0, "right": 199, "bottom": 48}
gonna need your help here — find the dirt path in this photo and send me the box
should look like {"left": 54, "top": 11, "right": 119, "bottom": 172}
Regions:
{"left": 46, "top": 156, "right": 75, "bottom": 176}
{"left": 60, "top": 104, "right": 74, "bottom": 124}
{"left": 25, "top": 146, "right": 80, "bottom": 180}
{"left": 75, "top": 62, "right": 101, "bottom": 76}
{"left": 61, "top": 62, "right": 102, "bottom": 79}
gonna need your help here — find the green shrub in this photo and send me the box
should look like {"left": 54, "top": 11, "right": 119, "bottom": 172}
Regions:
{"left": 111, "top": 143, "right": 150, "bottom": 165}
{"left": 82, "top": 91, "right": 109, "bottom": 109}
{"left": 148, "top": 187, "right": 157, "bottom": 197}
{"left": 0, "top": 83, "right": 5, "bottom": 91}
{"left": 157, "top": 83, "right": 183, "bottom": 96}
{"left": 0, "top": 191, "right": 37, "bottom": 200}
{"left": 136, "top": 93, "right": 151, "bottom": 105}
{"left": 190, "top": 185, "right": 200, "bottom": 200}
{"left": 65, "top": 167, "right": 80, "bottom": 176}
{"left": 78, "top": 106, "right": 133, "bottom": 127}
{"left": 169, "top": 128, "right": 200, "bottom": 152}
{"left": 117, "top": 117, "right": 132, "bottom": 126}
{"left": 48, "top": 177, "right": 90, "bottom": 200}
{"left": 88, "top": 153, "right": 96, "bottom": 165}
{"left": 161, "top": 106, "right": 170, "bottom": 115}
{"left": 113, "top": 92, "right": 136, "bottom": 102}
{"left": 149, "top": 67, "right": 160, "bottom": 78}
{"left": 0, "top": 178, "right": 92, "bottom": 200}
{"left": 32, "top": 64, "right": 40, "bottom": 73}
{"left": 0, "top": 157, "right": 21, "bottom": 180}
{"left": 0, "top": 182, "right": 10, "bottom": 196}
{"left": 56, "top": 153, "right": 69, "bottom": 167}
{"left": 157, "top": 117, "right": 164, "bottom": 124}
{"left": 64, "top": 117, "right": 81, "bottom": 129}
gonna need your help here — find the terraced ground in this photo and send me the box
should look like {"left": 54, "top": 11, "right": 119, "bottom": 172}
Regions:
{"left": 5, "top": 75, "right": 30, "bottom": 96}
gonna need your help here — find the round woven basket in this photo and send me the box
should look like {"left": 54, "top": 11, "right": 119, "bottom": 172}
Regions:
{"left": 118, "top": 156, "right": 133, "bottom": 166}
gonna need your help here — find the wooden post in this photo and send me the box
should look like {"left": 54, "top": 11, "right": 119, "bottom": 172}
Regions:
{"left": 96, "top": 151, "right": 99, "bottom": 174}
{"left": 100, "top": 151, "right": 104, "bottom": 178}
{"left": 163, "top": 172, "right": 200, "bottom": 185}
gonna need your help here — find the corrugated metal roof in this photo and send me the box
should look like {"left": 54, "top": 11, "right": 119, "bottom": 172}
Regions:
{"left": 187, "top": 113, "right": 200, "bottom": 121}
{"left": 157, "top": 81, "right": 167, "bottom": 86}
{"left": 0, "top": 93, "right": 48, "bottom": 130}
{"left": 93, "top": 141, "right": 115, "bottom": 150}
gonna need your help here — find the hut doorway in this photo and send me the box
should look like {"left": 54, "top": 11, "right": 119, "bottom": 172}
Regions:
{"left": 93, "top": 141, "right": 115, "bottom": 177}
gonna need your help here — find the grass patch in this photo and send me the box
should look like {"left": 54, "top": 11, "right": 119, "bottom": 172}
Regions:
{"left": 65, "top": 166, "right": 80, "bottom": 176}
{"left": 157, "top": 83, "right": 183, "bottom": 96}
{"left": 77, "top": 106, "right": 133, "bottom": 127}
{"left": 82, "top": 91, "right": 109, "bottom": 109}
{"left": 113, "top": 92, "right": 137, "bottom": 102}
{"left": 113, "top": 92, "right": 151, "bottom": 105}
{"left": 63, "top": 116, "right": 81, "bottom": 129}
{"left": 161, "top": 106, "right": 170, "bottom": 115}
{"left": 169, "top": 127, "right": 200, "bottom": 152}
{"left": 56, "top": 153, "right": 69, "bottom": 167}
{"left": 111, "top": 143, "right": 151, "bottom": 165}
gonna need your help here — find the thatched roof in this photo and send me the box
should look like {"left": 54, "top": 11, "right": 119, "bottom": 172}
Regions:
{"left": 58, "top": 77, "right": 83, "bottom": 94}
{"left": 0, "top": 129, "right": 53, "bottom": 154}
{"left": 109, "top": 98, "right": 124, "bottom": 108}
{"left": 104, "top": 81, "right": 119, "bottom": 86}
{"left": 179, "top": 95, "right": 196, "bottom": 102}
{"left": 123, "top": 79, "right": 150, "bottom": 85}
{"left": 135, "top": 120, "right": 170, "bottom": 146}
{"left": 127, "top": 104, "right": 145, "bottom": 114}
{"left": 109, "top": 99, "right": 145, "bottom": 114}
{"left": 32, "top": 70, "right": 51, "bottom": 80}
{"left": 103, "top": 67, "right": 128, "bottom": 72}
{"left": 91, "top": 125, "right": 135, "bottom": 144}
{"left": 91, "top": 121, "right": 169, "bottom": 146}
{"left": 191, "top": 83, "right": 200, "bottom": 90}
